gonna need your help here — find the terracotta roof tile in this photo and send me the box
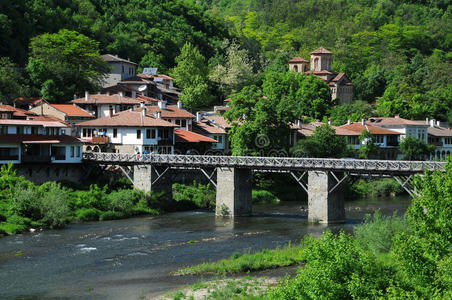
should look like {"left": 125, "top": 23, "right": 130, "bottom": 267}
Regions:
{"left": 71, "top": 94, "right": 145, "bottom": 105}
{"left": 203, "top": 115, "right": 232, "bottom": 129}
{"left": 340, "top": 123, "right": 401, "bottom": 135}
{"left": 175, "top": 129, "right": 217, "bottom": 143}
{"left": 75, "top": 109, "right": 178, "bottom": 127}
{"left": 367, "top": 117, "right": 428, "bottom": 126}
{"left": 428, "top": 126, "right": 452, "bottom": 137}
{"left": 193, "top": 120, "right": 227, "bottom": 134}
{"left": 0, "top": 119, "right": 68, "bottom": 127}
{"left": 50, "top": 104, "right": 94, "bottom": 117}
{"left": 141, "top": 105, "right": 194, "bottom": 119}
{"left": 310, "top": 47, "right": 332, "bottom": 54}
{"left": 101, "top": 54, "right": 137, "bottom": 65}
{"left": 289, "top": 57, "right": 309, "bottom": 63}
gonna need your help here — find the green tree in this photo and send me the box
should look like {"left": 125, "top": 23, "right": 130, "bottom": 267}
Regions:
{"left": 0, "top": 57, "right": 29, "bottom": 104}
{"left": 170, "top": 42, "right": 212, "bottom": 109}
{"left": 358, "top": 130, "right": 380, "bottom": 159}
{"left": 209, "top": 40, "right": 256, "bottom": 97}
{"left": 291, "top": 124, "right": 349, "bottom": 158}
{"left": 328, "top": 100, "right": 373, "bottom": 126}
{"left": 27, "top": 29, "right": 110, "bottom": 102}
{"left": 399, "top": 136, "right": 435, "bottom": 160}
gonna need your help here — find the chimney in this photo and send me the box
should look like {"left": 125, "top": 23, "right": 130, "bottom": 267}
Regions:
{"left": 158, "top": 100, "right": 166, "bottom": 109}
{"left": 426, "top": 117, "right": 429, "bottom": 125}
{"left": 436, "top": 120, "right": 440, "bottom": 127}
{"left": 177, "top": 101, "right": 183, "bottom": 109}
{"left": 347, "top": 120, "right": 351, "bottom": 125}
{"left": 394, "top": 114, "right": 400, "bottom": 118}
{"left": 73, "top": 94, "right": 77, "bottom": 100}
{"left": 106, "top": 91, "right": 110, "bottom": 96}
{"left": 297, "top": 119, "right": 302, "bottom": 128}
{"left": 142, "top": 107, "right": 146, "bottom": 117}
{"left": 119, "top": 91, "right": 124, "bottom": 97}
{"left": 132, "top": 90, "right": 137, "bottom": 98}
{"left": 328, "top": 119, "right": 331, "bottom": 125}
{"left": 140, "top": 102, "right": 145, "bottom": 108}
{"left": 85, "top": 91, "right": 89, "bottom": 101}
{"left": 361, "top": 119, "right": 366, "bottom": 125}
{"left": 196, "top": 112, "right": 202, "bottom": 122}
{"left": 157, "top": 111, "right": 161, "bottom": 119}
{"left": 430, "top": 119, "right": 435, "bottom": 127}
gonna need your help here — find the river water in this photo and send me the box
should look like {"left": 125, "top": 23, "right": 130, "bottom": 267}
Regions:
{"left": 0, "top": 198, "right": 410, "bottom": 300}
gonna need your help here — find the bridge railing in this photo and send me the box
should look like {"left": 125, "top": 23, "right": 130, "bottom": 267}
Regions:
{"left": 82, "top": 152, "right": 446, "bottom": 173}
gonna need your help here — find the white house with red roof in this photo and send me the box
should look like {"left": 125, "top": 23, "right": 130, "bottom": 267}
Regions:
{"left": 0, "top": 105, "right": 84, "bottom": 165}
{"left": 289, "top": 47, "right": 353, "bottom": 104}
{"left": 75, "top": 107, "right": 179, "bottom": 154}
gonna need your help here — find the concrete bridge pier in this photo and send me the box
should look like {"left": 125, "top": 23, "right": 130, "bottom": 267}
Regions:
{"left": 308, "top": 171, "right": 345, "bottom": 224}
{"left": 216, "top": 167, "right": 252, "bottom": 217}
{"left": 133, "top": 165, "right": 172, "bottom": 200}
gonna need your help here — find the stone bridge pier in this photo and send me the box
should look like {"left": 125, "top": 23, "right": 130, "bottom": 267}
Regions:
{"left": 133, "top": 165, "right": 173, "bottom": 200}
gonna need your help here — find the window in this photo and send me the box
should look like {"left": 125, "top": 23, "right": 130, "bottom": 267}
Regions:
{"left": 0, "top": 125, "right": 7, "bottom": 134}
{"left": 17, "top": 126, "right": 23, "bottom": 134}
{"left": 146, "top": 129, "right": 151, "bottom": 139}
{"left": 181, "top": 120, "right": 187, "bottom": 128}
{"left": 76, "top": 146, "right": 81, "bottom": 157}
{"left": 70, "top": 146, "right": 75, "bottom": 157}
{"left": 137, "top": 129, "right": 141, "bottom": 139}
{"left": 375, "top": 135, "right": 384, "bottom": 144}
{"left": 151, "top": 129, "right": 156, "bottom": 139}
{"left": 113, "top": 128, "right": 117, "bottom": 138}
{"left": 219, "top": 135, "right": 223, "bottom": 144}
{"left": 175, "top": 120, "right": 181, "bottom": 126}
{"left": 31, "top": 127, "right": 37, "bottom": 134}
{"left": 122, "top": 65, "right": 124, "bottom": 73}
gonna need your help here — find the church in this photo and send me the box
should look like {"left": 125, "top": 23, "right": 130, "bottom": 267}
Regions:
{"left": 289, "top": 47, "right": 353, "bottom": 105}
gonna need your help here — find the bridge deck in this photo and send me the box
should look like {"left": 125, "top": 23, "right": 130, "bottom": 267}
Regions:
{"left": 83, "top": 153, "right": 446, "bottom": 175}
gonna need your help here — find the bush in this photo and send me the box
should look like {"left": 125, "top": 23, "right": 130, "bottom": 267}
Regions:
{"left": 173, "top": 182, "right": 215, "bottom": 209}
{"left": 75, "top": 208, "right": 101, "bottom": 221}
{"left": 38, "top": 182, "right": 71, "bottom": 229}
{"left": 350, "top": 178, "right": 403, "bottom": 199}
{"left": 252, "top": 190, "right": 280, "bottom": 204}
{"left": 106, "top": 189, "right": 138, "bottom": 215}
{"left": 99, "top": 211, "right": 125, "bottom": 221}
{"left": 354, "top": 211, "right": 409, "bottom": 254}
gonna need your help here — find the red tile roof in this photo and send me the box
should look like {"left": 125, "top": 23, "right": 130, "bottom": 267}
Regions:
{"left": 174, "top": 129, "right": 217, "bottom": 143}
{"left": 71, "top": 94, "right": 145, "bottom": 105}
{"left": 140, "top": 105, "right": 195, "bottom": 119}
{"left": 0, "top": 105, "right": 16, "bottom": 112}
{"left": 203, "top": 115, "right": 232, "bottom": 129}
{"left": 193, "top": 120, "right": 227, "bottom": 134}
{"left": 427, "top": 126, "right": 452, "bottom": 137}
{"left": 50, "top": 104, "right": 94, "bottom": 118}
{"left": 76, "top": 109, "right": 178, "bottom": 127}
{"left": 367, "top": 117, "right": 428, "bottom": 126}
{"left": 289, "top": 57, "right": 309, "bottom": 63}
{"left": 339, "top": 123, "right": 401, "bottom": 135}
{"left": 0, "top": 134, "right": 83, "bottom": 144}
{"left": 0, "top": 104, "right": 38, "bottom": 117}
{"left": 311, "top": 47, "right": 332, "bottom": 54}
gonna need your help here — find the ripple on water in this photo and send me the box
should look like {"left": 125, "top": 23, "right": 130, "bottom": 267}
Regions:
{"left": 79, "top": 247, "right": 97, "bottom": 253}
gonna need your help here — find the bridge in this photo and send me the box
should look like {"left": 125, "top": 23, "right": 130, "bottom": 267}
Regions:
{"left": 83, "top": 152, "right": 446, "bottom": 224}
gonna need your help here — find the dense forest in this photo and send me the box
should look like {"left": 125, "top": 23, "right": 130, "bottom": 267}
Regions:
{"left": 0, "top": 0, "right": 451, "bottom": 122}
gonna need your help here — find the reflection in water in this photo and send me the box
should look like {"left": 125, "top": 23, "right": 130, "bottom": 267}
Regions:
{"left": 0, "top": 197, "right": 410, "bottom": 300}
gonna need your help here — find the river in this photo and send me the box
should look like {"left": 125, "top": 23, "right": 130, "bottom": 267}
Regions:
{"left": 0, "top": 197, "right": 410, "bottom": 300}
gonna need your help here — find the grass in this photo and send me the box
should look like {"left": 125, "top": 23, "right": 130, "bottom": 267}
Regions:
{"left": 177, "top": 242, "right": 305, "bottom": 276}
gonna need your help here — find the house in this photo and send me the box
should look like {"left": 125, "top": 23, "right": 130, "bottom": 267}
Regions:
{"left": 426, "top": 119, "right": 452, "bottom": 160}
{"left": 337, "top": 121, "right": 400, "bottom": 159}
{"left": 0, "top": 105, "right": 84, "bottom": 165}
{"left": 193, "top": 114, "right": 232, "bottom": 154}
{"left": 289, "top": 47, "right": 353, "bottom": 104}
{"left": 141, "top": 101, "right": 195, "bottom": 131}
{"left": 367, "top": 116, "right": 429, "bottom": 144}
{"left": 13, "top": 97, "right": 46, "bottom": 110}
{"left": 174, "top": 129, "right": 218, "bottom": 155}
{"left": 101, "top": 54, "right": 137, "bottom": 88}
{"left": 75, "top": 107, "right": 178, "bottom": 154}
{"left": 29, "top": 103, "right": 95, "bottom": 136}
{"left": 71, "top": 92, "right": 149, "bottom": 118}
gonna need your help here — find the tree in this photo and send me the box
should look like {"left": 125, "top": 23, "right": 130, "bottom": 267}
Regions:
{"left": 399, "top": 136, "right": 435, "bottom": 160}
{"left": 170, "top": 42, "right": 212, "bottom": 109}
{"left": 209, "top": 40, "right": 256, "bottom": 97}
{"left": 291, "top": 124, "right": 349, "bottom": 158}
{"left": 358, "top": 130, "right": 380, "bottom": 159}
{"left": 328, "top": 100, "right": 373, "bottom": 126}
{"left": 26, "top": 29, "right": 110, "bottom": 103}
{"left": 0, "top": 57, "right": 29, "bottom": 104}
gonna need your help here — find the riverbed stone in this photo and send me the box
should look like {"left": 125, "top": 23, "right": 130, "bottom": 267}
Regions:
{"left": 308, "top": 171, "right": 345, "bottom": 224}
{"left": 216, "top": 167, "right": 252, "bottom": 217}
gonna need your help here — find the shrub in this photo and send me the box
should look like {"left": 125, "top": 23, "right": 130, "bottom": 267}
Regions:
{"left": 106, "top": 189, "right": 138, "bottom": 215}
{"left": 173, "top": 182, "right": 215, "bottom": 209}
{"left": 38, "top": 182, "right": 71, "bottom": 229}
{"left": 354, "top": 211, "right": 409, "bottom": 254}
{"left": 71, "top": 184, "right": 109, "bottom": 211}
{"left": 252, "top": 190, "right": 280, "bottom": 204}
{"left": 350, "top": 178, "right": 403, "bottom": 199}
{"left": 99, "top": 211, "right": 125, "bottom": 221}
{"left": 75, "top": 208, "right": 101, "bottom": 221}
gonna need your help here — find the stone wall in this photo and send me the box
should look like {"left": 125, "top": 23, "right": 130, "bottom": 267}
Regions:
{"left": 14, "top": 163, "right": 88, "bottom": 185}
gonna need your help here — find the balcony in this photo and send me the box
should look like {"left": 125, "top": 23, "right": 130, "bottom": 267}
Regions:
{"left": 21, "top": 155, "right": 51, "bottom": 163}
{"left": 386, "top": 141, "right": 399, "bottom": 147}
{"left": 429, "top": 141, "right": 443, "bottom": 147}
{"left": 91, "top": 136, "right": 110, "bottom": 144}
{"left": 52, "top": 155, "right": 66, "bottom": 161}
{"left": 0, "top": 155, "right": 19, "bottom": 161}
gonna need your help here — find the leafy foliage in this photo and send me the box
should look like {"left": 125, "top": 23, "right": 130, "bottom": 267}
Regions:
{"left": 399, "top": 136, "right": 435, "bottom": 160}
{"left": 173, "top": 181, "right": 216, "bottom": 209}
{"left": 358, "top": 129, "right": 380, "bottom": 159}
{"left": 291, "top": 124, "right": 349, "bottom": 158}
